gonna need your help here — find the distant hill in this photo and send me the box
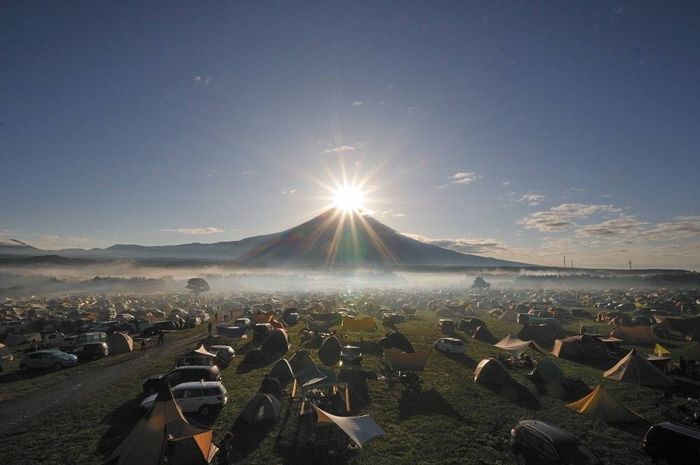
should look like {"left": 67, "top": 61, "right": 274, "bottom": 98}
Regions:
{"left": 0, "top": 209, "right": 529, "bottom": 268}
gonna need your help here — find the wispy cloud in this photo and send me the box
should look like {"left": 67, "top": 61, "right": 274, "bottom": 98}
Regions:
{"left": 240, "top": 170, "right": 257, "bottom": 176}
{"left": 517, "top": 192, "right": 546, "bottom": 206}
{"left": 281, "top": 189, "right": 297, "bottom": 195}
{"left": 351, "top": 100, "right": 364, "bottom": 106}
{"left": 436, "top": 171, "right": 482, "bottom": 188}
{"left": 324, "top": 145, "right": 357, "bottom": 154}
{"left": 194, "top": 75, "right": 211, "bottom": 85}
{"left": 404, "top": 233, "right": 508, "bottom": 255}
{"left": 518, "top": 203, "right": 621, "bottom": 232}
{"left": 160, "top": 227, "right": 224, "bottom": 235}
{"left": 501, "top": 180, "right": 511, "bottom": 186}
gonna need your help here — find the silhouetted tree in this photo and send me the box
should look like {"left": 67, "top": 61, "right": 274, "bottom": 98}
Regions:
{"left": 186, "top": 278, "right": 210, "bottom": 298}
{"left": 472, "top": 276, "right": 490, "bottom": 290}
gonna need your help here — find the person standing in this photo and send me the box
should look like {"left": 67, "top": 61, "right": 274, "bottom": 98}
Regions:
{"left": 140, "top": 338, "right": 147, "bottom": 355}
{"left": 158, "top": 330, "right": 164, "bottom": 345}
{"left": 208, "top": 321, "right": 213, "bottom": 336}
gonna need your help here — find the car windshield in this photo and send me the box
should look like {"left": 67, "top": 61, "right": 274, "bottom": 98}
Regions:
{"left": 557, "top": 442, "right": 600, "bottom": 465}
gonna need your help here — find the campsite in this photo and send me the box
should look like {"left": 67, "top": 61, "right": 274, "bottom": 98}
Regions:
{"left": 1, "top": 287, "right": 699, "bottom": 465}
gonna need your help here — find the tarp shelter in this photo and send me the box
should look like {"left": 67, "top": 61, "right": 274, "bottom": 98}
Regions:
{"left": 472, "top": 326, "right": 498, "bottom": 344}
{"left": 106, "top": 332, "right": 133, "bottom": 354}
{"left": 269, "top": 319, "right": 285, "bottom": 330}
{"left": 238, "top": 393, "right": 281, "bottom": 423}
{"left": 382, "top": 349, "right": 429, "bottom": 372}
{"left": 253, "top": 312, "right": 275, "bottom": 324}
{"left": 652, "top": 343, "right": 671, "bottom": 357}
{"left": 289, "top": 349, "right": 316, "bottom": 376}
{"left": 495, "top": 334, "right": 547, "bottom": 354}
{"left": 377, "top": 331, "right": 415, "bottom": 354}
{"left": 0, "top": 343, "right": 12, "bottom": 360}
{"left": 200, "top": 335, "right": 229, "bottom": 349}
{"left": 314, "top": 406, "right": 385, "bottom": 448}
{"left": 106, "top": 383, "right": 218, "bottom": 465}
{"left": 498, "top": 307, "right": 518, "bottom": 322}
{"left": 551, "top": 335, "right": 610, "bottom": 362}
{"left": 604, "top": 349, "right": 674, "bottom": 386}
{"left": 517, "top": 324, "right": 562, "bottom": 349}
{"left": 269, "top": 359, "right": 294, "bottom": 388}
{"left": 474, "top": 358, "right": 513, "bottom": 385}
{"left": 566, "top": 385, "right": 643, "bottom": 423}
{"left": 260, "top": 328, "right": 289, "bottom": 355}
{"left": 610, "top": 324, "right": 655, "bottom": 344}
{"left": 529, "top": 359, "right": 565, "bottom": 384}
{"left": 341, "top": 316, "right": 377, "bottom": 332}
{"left": 318, "top": 336, "right": 342, "bottom": 366}
{"left": 193, "top": 344, "right": 217, "bottom": 358}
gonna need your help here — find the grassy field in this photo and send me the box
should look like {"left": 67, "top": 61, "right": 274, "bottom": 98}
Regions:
{"left": 0, "top": 308, "right": 696, "bottom": 465}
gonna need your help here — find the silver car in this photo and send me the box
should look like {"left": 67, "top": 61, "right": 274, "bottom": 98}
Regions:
{"left": 19, "top": 350, "right": 78, "bottom": 370}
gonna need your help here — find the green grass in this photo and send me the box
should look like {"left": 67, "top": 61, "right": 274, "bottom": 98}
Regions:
{"left": 0, "top": 310, "right": 695, "bottom": 465}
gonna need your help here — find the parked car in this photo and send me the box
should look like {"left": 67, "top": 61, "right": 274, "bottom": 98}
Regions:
{"left": 142, "top": 365, "right": 221, "bottom": 394}
{"left": 41, "top": 332, "right": 66, "bottom": 348}
{"left": 382, "top": 313, "right": 407, "bottom": 325}
{"left": 340, "top": 345, "right": 362, "bottom": 366}
{"left": 510, "top": 420, "right": 603, "bottom": 465}
{"left": 185, "top": 316, "right": 202, "bottom": 328}
{"left": 210, "top": 345, "right": 236, "bottom": 365}
{"left": 642, "top": 421, "right": 700, "bottom": 464}
{"left": 434, "top": 338, "right": 466, "bottom": 354}
{"left": 233, "top": 318, "right": 251, "bottom": 330}
{"left": 71, "top": 342, "right": 109, "bottom": 361}
{"left": 140, "top": 381, "right": 228, "bottom": 416}
{"left": 142, "top": 321, "right": 178, "bottom": 337}
{"left": 438, "top": 319, "right": 455, "bottom": 334}
{"left": 19, "top": 350, "right": 78, "bottom": 370}
{"left": 65, "top": 331, "right": 107, "bottom": 349}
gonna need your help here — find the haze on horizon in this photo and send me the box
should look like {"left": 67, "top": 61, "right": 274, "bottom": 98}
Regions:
{"left": 2, "top": 2, "right": 700, "bottom": 271}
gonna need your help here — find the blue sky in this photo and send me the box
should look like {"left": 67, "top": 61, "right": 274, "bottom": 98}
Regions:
{"left": 2, "top": 2, "right": 699, "bottom": 269}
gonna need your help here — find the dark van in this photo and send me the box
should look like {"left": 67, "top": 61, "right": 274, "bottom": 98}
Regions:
{"left": 642, "top": 422, "right": 700, "bottom": 464}
{"left": 142, "top": 365, "right": 221, "bottom": 394}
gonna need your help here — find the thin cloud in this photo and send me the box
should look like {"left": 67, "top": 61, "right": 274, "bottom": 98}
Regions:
{"left": 240, "top": 170, "right": 257, "bottom": 176}
{"left": 351, "top": 100, "right": 364, "bottom": 106}
{"left": 404, "top": 233, "right": 508, "bottom": 255}
{"left": 517, "top": 192, "right": 546, "bottom": 206}
{"left": 324, "top": 145, "right": 357, "bottom": 154}
{"left": 501, "top": 180, "right": 511, "bottom": 186}
{"left": 281, "top": 189, "right": 297, "bottom": 195}
{"left": 160, "top": 227, "right": 224, "bottom": 235}
{"left": 449, "top": 171, "right": 482, "bottom": 185}
{"left": 518, "top": 203, "right": 621, "bottom": 232}
{"left": 194, "top": 75, "right": 211, "bottom": 85}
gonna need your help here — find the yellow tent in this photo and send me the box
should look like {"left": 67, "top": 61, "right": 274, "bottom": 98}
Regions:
{"left": 494, "top": 334, "right": 547, "bottom": 354}
{"left": 383, "top": 349, "right": 429, "bottom": 372}
{"left": 341, "top": 316, "right": 377, "bottom": 331}
{"left": 603, "top": 349, "right": 674, "bottom": 386}
{"left": 652, "top": 343, "right": 671, "bottom": 357}
{"left": 106, "top": 384, "right": 218, "bottom": 465}
{"left": 566, "top": 385, "right": 643, "bottom": 423}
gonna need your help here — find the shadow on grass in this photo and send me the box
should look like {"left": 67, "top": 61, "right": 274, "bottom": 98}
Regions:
{"left": 444, "top": 352, "right": 477, "bottom": 369}
{"left": 530, "top": 377, "right": 591, "bottom": 402}
{"left": 339, "top": 369, "right": 372, "bottom": 412}
{"left": 96, "top": 397, "right": 142, "bottom": 457}
{"left": 227, "top": 418, "right": 277, "bottom": 463}
{"left": 398, "top": 387, "right": 463, "bottom": 421}
{"left": 480, "top": 381, "right": 542, "bottom": 410}
{"left": 0, "top": 368, "right": 57, "bottom": 384}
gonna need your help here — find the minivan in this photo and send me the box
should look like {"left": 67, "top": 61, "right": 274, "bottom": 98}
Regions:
{"left": 642, "top": 421, "right": 700, "bottom": 464}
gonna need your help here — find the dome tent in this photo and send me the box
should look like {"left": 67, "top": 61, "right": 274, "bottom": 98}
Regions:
{"left": 318, "top": 335, "right": 342, "bottom": 366}
{"left": 238, "top": 393, "right": 281, "bottom": 423}
{"left": 377, "top": 330, "right": 415, "bottom": 354}
{"left": 289, "top": 349, "right": 316, "bottom": 376}
{"left": 472, "top": 325, "right": 497, "bottom": 344}
{"left": 603, "top": 349, "right": 674, "bottom": 387}
{"left": 269, "top": 358, "right": 294, "bottom": 388}
{"left": 528, "top": 359, "right": 565, "bottom": 384}
{"left": 474, "top": 358, "right": 513, "bottom": 385}
{"left": 107, "top": 332, "right": 133, "bottom": 354}
{"left": 260, "top": 328, "right": 289, "bottom": 355}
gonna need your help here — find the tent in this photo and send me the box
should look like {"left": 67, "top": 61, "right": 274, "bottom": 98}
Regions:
{"left": 529, "top": 359, "right": 565, "bottom": 384}
{"left": 653, "top": 315, "right": 700, "bottom": 336}
{"left": 106, "top": 332, "right": 133, "bottom": 354}
{"left": 289, "top": 349, "right": 316, "bottom": 376}
{"left": 494, "top": 334, "right": 547, "bottom": 354}
{"left": 566, "top": 385, "right": 643, "bottom": 423}
{"left": 517, "top": 324, "right": 562, "bottom": 349}
{"left": 603, "top": 349, "right": 674, "bottom": 386}
{"left": 200, "top": 335, "right": 229, "bottom": 349}
{"left": 314, "top": 406, "right": 385, "bottom": 448}
{"left": 382, "top": 349, "right": 429, "bottom": 372}
{"left": 341, "top": 316, "right": 377, "bottom": 332}
{"left": 472, "top": 326, "right": 497, "bottom": 344}
{"left": 377, "top": 331, "right": 415, "bottom": 354}
{"left": 318, "top": 336, "right": 342, "bottom": 366}
{"left": 253, "top": 312, "right": 275, "bottom": 324}
{"left": 269, "top": 359, "right": 294, "bottom": 388}
{"left": 238, "top": 393, "right": 281, "bottom": 423}
{"left": 0, "top": 343, "right": 12, "bottom": 360}
{"left": 106, "top": 383, "right": 218, "bottom": 465}
{"left": 193, "top": 344, "right": 217, "bottom": 358}
{"left": 551, "top": 335, "right": 610, "bottom": 362}
{"left": 260, "top": 328, "right": 289, "bottom": 355}
{"left": 652, "top": 343, "right": 671, "bottom": 357}
{"left": 474, "top": 358, "right": 513, "bottom": 385}
{"left": 242, "top": 348, "right": 266, "bottom": 365}
{"left": 683, "top": 343, "right": 700, "bottom": 361}
{"left": 259, "top": 375, "right": 283, "bottom": 399}
{"left": 610, "top": 325, "right": 655, "bottom": 344}
{"left": 458, "top": 318, "right": 485, "bottom": 333}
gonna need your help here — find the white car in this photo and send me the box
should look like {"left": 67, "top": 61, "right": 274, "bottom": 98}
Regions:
{"left": 140, "top": 381, "right": 227, "bottom": 416}
{"left": 434, "top": 338, "right": 466, "bottom": 354}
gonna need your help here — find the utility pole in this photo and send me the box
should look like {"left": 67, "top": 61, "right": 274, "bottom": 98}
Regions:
{"left": 571, "top": 259, "right": 574, "bottom": 269}
{"left": 563, "top": 255, "right": 566, "bottom": 268}
{"left": 629, "top": 260, "right": 632, "bottom": 271}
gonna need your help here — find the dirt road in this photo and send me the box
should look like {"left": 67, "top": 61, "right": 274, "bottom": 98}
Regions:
{"left": 0, "top": 328, "right": 207, "bottom": 435}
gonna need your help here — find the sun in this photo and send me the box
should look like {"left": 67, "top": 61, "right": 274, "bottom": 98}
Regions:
{"left": 332, "top": 185, "right": 366, "bottom": 212}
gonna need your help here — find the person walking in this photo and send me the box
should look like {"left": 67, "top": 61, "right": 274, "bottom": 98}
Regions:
{"left": 140, "top": 338, "right": 147, "bottom": 355}
{"left": 158, "top": 330, "right": 164, "bottom": 345}
{"left": 208, "top": 321, "right": 213, "bottom": 336}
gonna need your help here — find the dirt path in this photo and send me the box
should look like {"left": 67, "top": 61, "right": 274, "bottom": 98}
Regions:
{"left": 0, "top": 328, "right": 208, "bottom": 435}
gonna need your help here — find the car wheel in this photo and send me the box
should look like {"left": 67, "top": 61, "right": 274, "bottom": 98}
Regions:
{"left": 515, "top": 452, "right": 527, "bottom": 465}
{"left": 54, "top": 362, "right": 63, "bottom": 370}
{"left": 199, "top": 405, "right": 211, "bottom": 416}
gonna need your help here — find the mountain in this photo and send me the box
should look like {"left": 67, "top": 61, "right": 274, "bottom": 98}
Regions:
{"left": 0, "top": 209, "right": 530, "bottom": 268}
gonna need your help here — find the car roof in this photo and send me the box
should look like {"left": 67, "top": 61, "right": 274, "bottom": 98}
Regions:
{"left": 170, "top": 365, "right": 218, "bottom": 372}
{"left": 651, "top": 422, "right": 700, "bottom": 439}
{"left": 439, "top": 338, "right": 462, "bottom": 342}
{"left": 172, "top": 381, "right": 223, "bottom": 390}
{"left": 519, "top": 420, "right": 578, "bottom": 443}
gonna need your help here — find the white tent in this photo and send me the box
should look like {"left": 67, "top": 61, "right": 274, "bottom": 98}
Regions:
{"left": 314, "top": 406, "right": 385, "bottom": 448}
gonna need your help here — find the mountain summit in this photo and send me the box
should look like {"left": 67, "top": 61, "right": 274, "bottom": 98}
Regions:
{"left": 0, "top": 208, "right": 528, "bottom": 268}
